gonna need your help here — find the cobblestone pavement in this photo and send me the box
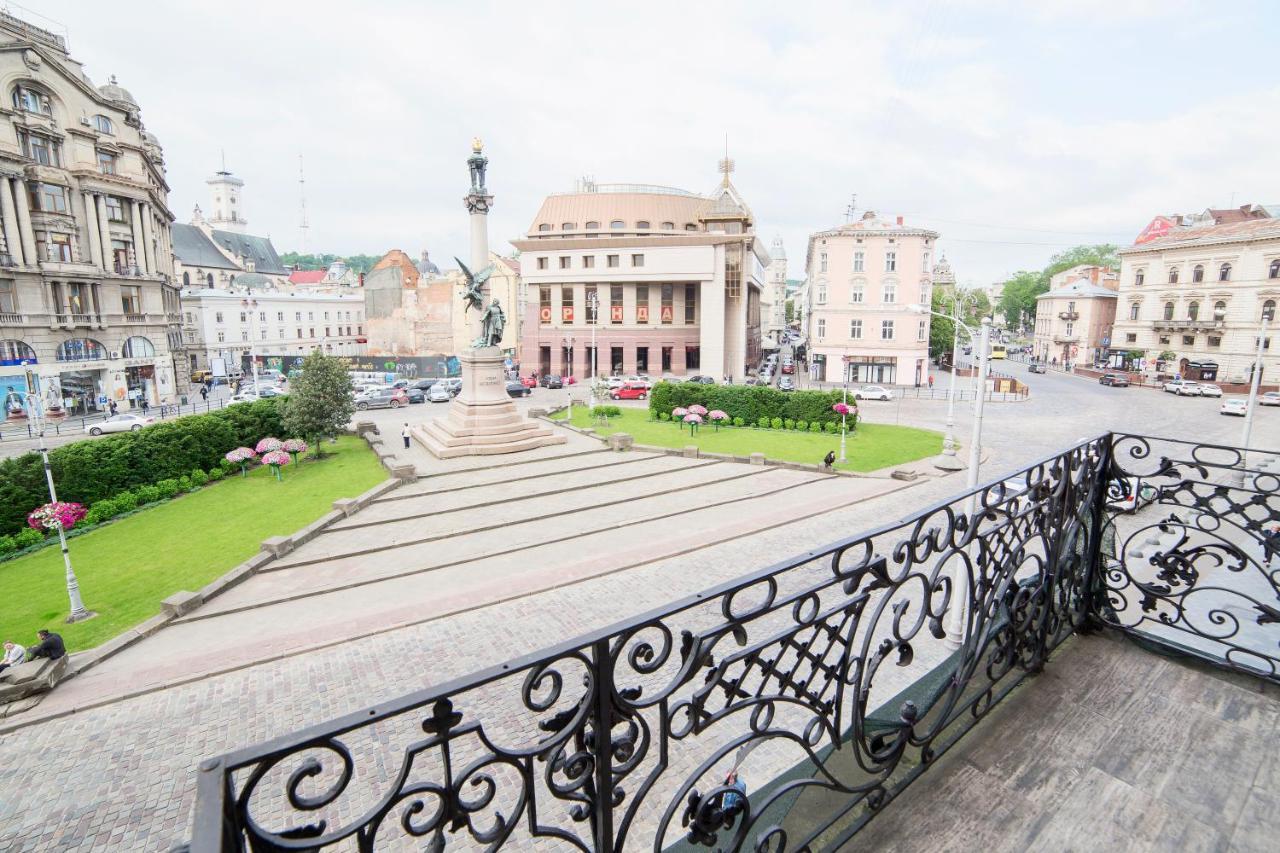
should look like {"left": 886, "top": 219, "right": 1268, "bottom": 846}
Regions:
{"left": 0, "top": 367, "right": 1274, "bottom": 851}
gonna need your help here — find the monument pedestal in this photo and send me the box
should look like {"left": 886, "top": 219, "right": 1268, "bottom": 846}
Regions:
{"left": 414, "top": 348, "right": 565, "bottom": 458}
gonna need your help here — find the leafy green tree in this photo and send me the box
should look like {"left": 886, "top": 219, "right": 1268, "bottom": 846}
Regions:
{"left": 930, "top": 288, "right": 991, "bottom": 359}
{"left": 996, "top": 244, "right": 1119, "bottom": 332}
{"left": 785, "top": 299, "right": 795, "bottom": 323}
{"left": 279, "top": 252, "right": 381, "bottom": 274}
{"left": 282, "top": 352, "right": 355, "bottom": 457}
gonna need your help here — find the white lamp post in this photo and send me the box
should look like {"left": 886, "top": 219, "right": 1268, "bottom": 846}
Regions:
{"left": 1235, "top": 305, "right": 1273, "bottom": 485}
{"left": 910, "top": 301, "right": 977, "bottom": 472}
{"left": 587, "top": 291, "right": 599, "bottom": 409}
{"left": 241, "top": 293, "right": 260, "bottom": 398}
{"left": 25, "top": 388, "right": 92, "bottom": 623}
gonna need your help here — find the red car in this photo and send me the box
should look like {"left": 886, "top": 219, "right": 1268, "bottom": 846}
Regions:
{"left": 611, "top": 382, "right": 649, "bottom": 400}
{"left": 521, "top": 375, "right": 537, "bottom": 388}
{"left": 781, "top": 363, "right": 795, "bottom": 374}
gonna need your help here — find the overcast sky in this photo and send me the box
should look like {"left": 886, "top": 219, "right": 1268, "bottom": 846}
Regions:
{"left": 29, "top": 0, "right": 1280, "bottom": 284}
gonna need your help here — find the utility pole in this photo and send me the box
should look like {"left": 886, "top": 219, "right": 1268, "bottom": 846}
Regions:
{"left": 298, "top": 155, "right": 310, "bottom": 256}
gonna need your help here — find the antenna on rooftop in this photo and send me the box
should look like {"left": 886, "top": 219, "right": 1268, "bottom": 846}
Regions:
{"left": 844, "top": 194, "right": 857, "bottom": 223}
{"left": 298, "top": 154, "right": 310, "bottom": 254}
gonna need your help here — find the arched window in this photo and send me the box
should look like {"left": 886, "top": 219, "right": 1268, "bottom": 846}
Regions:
{"left": 1264, "top": 300, "right": 1277, "bottom": 321}
{"left": 182, "top": 271, "right": 190, "bottom": 286}
{"left": 561, "top": 222, "right": 575, "bottom": 230}
{"left": 585, "top": 221, "right": 600, "bottom": 229}
{"left": 206, "top": 273, "right": 213, "bottom": 286}
{"left": 1213, "top": 300, "right": 1227, "bottom": 320}
{"left": 660, "top": 221, "right": 674, "bottom": 230}
{"left": 609, "top": 220, "right": 625, "bottom": 229}
{"left": 537, "top": 223, "right": 552, "bottom": 232}
{"left": 636, "top": 220, "right": 650, "bottom": 229}
{"left": 1129, "top": 303, "right": 1139, "bottom": 321}
{"left": 11, "top": 84, "right": 51, "bottom": 115}
{"left": 121, "top": 336, "right": 155, "bottom": 358}
{"left": 92, "top": 115, "right": 114, "bottom": 134}
{"left": 1167, "top": 267, "right": 1179, "bottom": 284}
{"left": 684, "top": 223, "right": 698, "bottom": 231}
{"left": 1187, "top": 300, "right": 1199, "bottom": 320}
{"left": 1219, "top": 263, "right": 1232, "bottom": 281}
{"left": 1163, "top": 301, "right": 1174, "bottom": 320}
{"left": 56, "top": 338, "right": 106, "bottom": 362}
{"left": 0, "top": 339, "right": 37, "bottom": 365}
{"left": 1192, "top": 265, "right": 1204, "bottom": 283}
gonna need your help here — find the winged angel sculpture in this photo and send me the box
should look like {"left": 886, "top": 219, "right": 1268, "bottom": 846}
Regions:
{"left": 456, "top": 257, "right": 504, "bottom": 348}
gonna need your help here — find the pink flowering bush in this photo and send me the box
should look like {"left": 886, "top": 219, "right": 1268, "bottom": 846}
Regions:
{"left": 255, "top": 437, "right": 283, "bottom": 454}
{"left": 688, "top": 404, "right": 708, "bottom": 416}
{"left": 27, "top": 501, "right": 86, "bottom": 532}
{"left": 708, "top": 410, "right": 729, "bottom": 431}
{"left": 282, "top": 438, "right": 309, "bottom": 464}
{"left": 225, "top": 447, "right": 257, "bottom": 477}
{"left": 832, "top": 402, "right": 852, "bottom": 416}
{"left": 261, "top": 449, "right": 291, "bottom": 481}
{"left": 672, "top": 407, "right": 689, "bottom": 418}
{"left": 682, "top": 412, "right": 703, "bottom": 434}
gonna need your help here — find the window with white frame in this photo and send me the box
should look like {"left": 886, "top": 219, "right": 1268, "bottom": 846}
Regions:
{"left": 853, "top": 251, "right": 864, "bottom": 272}
{"left": 849, "top": 319, "right": 862, "bottom": 339}
{"left": 882, "top": 282, "right": 896, "bottom": 303}
{"left": 849, "top": 281, "right": 864, "bottom": 303}
{"left": 816, "top": 282, "right": 827, "bottom": 304}
{"left": 918, "top": 320, "right": 926, "bottom": 341}
{"left": 816, "top": 318, "right": 826, "bottom": 339}
{"left": 881, "top": 319, "right": 894, "bottom": 339}
{"left": 820, "top": 252, "right": 828, "bottom": 273}
{"left": 885, "top": 251, "right": 896, "bottom": 272}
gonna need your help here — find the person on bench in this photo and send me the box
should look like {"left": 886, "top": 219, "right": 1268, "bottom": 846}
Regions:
{"left": 0, "top": 640, "right": 25, "bottom": 674}
{"left": 26, "top": 629, "right": 65, "bottom": 662}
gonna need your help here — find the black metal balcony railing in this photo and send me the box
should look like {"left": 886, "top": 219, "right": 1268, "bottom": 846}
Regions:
{"left": 184, "top": 433, "right": 1279, "bottom": 852}
{"left": 1057, "top": 311, "right": 1078, "bottom": 321}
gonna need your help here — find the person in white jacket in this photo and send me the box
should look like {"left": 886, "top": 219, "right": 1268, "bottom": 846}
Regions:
{"left": 401, "top": 423, "right": 412, "bottom": 449}
{"left": 0, "top": 640, "right": 25, "bottom": 674}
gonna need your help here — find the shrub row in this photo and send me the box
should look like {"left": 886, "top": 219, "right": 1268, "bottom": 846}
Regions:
{"left": 0, "top": 398, "right": 284, "bottom": 536}
{"left": 647, "top": 382, "right": 856, "bottom": 428}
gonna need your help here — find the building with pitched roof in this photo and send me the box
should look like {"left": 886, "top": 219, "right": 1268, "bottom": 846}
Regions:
{"left": 0, "top": 10, "right": 184, "bottom": 414}
{"left": 170, "top": 170, "right": 289, "bottom": 293}
{"left": 1111, "top": 210, "right": 1280, "bottom": 387}
{"left": 510, "top": 164, "right": 769, "bottom": 380}
{"left": 1032, "top": 266, "right": 1118, "bottom": 366}
{"left": 803, "top": 212, "right": 939, "bottom": 386}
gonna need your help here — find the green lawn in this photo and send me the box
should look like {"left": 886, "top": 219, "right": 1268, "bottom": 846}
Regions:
{"left": 565, "top": 407, "right": 942, "bottom": 473}
{"left": 0, "top": 436, "right": 386, "bottom": 652}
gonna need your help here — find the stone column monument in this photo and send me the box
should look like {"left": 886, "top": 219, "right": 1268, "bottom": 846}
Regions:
{"left": 414, "top": 140, "right": 565, "bottom": 458}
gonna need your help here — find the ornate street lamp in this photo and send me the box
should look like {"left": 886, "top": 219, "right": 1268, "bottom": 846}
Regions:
{"left": 241, "top": 294, "right": 260, "bottom": 397}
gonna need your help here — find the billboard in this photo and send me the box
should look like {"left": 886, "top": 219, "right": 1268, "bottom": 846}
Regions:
{"left": 1134, "top": 216, "right": 1176, "bottom": 245}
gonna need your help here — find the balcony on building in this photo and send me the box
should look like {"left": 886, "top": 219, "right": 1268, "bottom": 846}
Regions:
{"left": 1057, "top": 310, "right": 1079, "bottom": 321}
{"left": 1052, "top": 333, "right": 1079, "bottom": 344}
{"left": 1151, "top": 319, "right": 1224, "bottom": 333}
{"left": 181, "top": 433, "right": 1280, "bottom": 853}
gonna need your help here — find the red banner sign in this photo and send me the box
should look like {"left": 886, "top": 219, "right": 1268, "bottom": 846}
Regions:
{"left": 562, "top": 306, "right": 574, "bottom": 323}
{"left": 539, "top": 306, "right": 552, "bottom": 323}
{"left": 660, "top": 305, "right": 673, "bottom": 323}
{"left": 636, "top": 305, "right": 649, "bottom": 322}
{"left": 1134, "top": 216, "right": 1175, "bottom": 245}
{"left": 611, "top": 305, "right": 624, "bottom": 322}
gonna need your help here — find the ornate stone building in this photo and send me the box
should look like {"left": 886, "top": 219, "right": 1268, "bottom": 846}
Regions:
{"left": 0, "top": 10, "right": 182, "bottom": 416}
{"left": 765, "top": 236, "right": 786, "bottom": 347}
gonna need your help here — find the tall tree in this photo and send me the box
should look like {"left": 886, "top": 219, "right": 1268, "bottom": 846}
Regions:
{"left": 930, "top": 288, "right": 991, "bottom": 359}
{"left": 281, "top": 352, "right": 355, "bottom": 457}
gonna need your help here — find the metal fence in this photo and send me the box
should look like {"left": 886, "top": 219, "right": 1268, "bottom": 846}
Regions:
{"left": 0, "top": 397, "right": 235, "bottom": 442}
{"left": 183, "top": 432, "right": 1278, "bottom": 852}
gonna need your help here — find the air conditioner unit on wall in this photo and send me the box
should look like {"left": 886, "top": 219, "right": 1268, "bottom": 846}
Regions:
{"left": 110, "top": 351, "right": 120, "bottom": 359}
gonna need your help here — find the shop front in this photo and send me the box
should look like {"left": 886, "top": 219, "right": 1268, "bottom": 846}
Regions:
{"left": 125, "top": 364, "right": 157, "bottom": 408}
{"left": 844, "top": 355, "right": 897, "bottom": 385}
{"left": 56, "top": 368, "right": 108, "bottom": 416}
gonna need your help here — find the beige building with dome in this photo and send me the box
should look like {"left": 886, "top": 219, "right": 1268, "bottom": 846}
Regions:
{"left": 511, "top": 167, "right": 770, "bottom": 380}
{"left": 0, "top": 10, "right": 183, "bottom": 415}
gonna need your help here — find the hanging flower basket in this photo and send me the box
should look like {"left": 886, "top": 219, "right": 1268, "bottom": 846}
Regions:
{"left": 255, "top": 437, "right": 283, "bottom": 455}
{"left": 261, "top": 449, "right": 291, "bottom": 481}
{"left": 282, "top": 438, "right": 309, "bottom": 465}
{"left": 27, "top": 501, "right": 86, "bottom": 532}
{"left": 708, "top": 410, "right": 729, "bottom": 431}
{"left": 225, "top": 447, "right": 257, "bottom": 477}
{"left": 832, "top": 402, "right": 852, "bottom": 416}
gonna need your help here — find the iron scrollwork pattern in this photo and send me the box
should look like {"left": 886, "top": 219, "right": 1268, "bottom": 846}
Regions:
{"left": 187, "top": 436, "right": 1131, "bottom": 851}
{"left": 1097, "top": 434, "right": 1280, "bottom": 681}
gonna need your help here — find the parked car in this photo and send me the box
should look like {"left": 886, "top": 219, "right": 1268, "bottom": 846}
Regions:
{"left": 354, "top": 388, "right": 409, "bottom": 410}
{"left": 853, "top": 385, "right": 893, "bottom": 401}
{"left": 1028, "top": 363, "right": 1046, "bottom": 374}
{"left": 520, "top": 375, "right": 537, "bottom": 389}
{"left": 1162, "top": 378, "right": 1195, "bottom": 394}
{"left": 1099, "top": 373, "right": 1130, "bottom": 387}
{"left": 625, "top": 375, "right": 653, "bottom": 389}
{"left": 1174, "top": 382, "right": 1202, "bottom": 396}
{"left": 427, "top": 383, "right": 452, "bottom": 403}
{"left": 404, "top": 387, "right": 426, "bottom": 404}
{"left": 228, "top": 391, "right": 261, "bottom": 404}
{"left": 778, "top": 376, "right": 795, "bottom": 391}
{"left": 1221, "top": 399, "right": 1248, "bottom": 416}
{"left": 1196, "top": 383, "right": 1223, "bottom": 398}
{"left": 781, "top": 362, "right": 795, "bottom": 375}
{"left": 1260, "top": 391, "right": 1280, "bottom": 407}
{"left": 505, "top": 380, "right": 531, "bottom": 398}
{"left": 541, "top": 374, "right": 564, "bottom": 389}
{"left": 685, "top": 375, "right": 716, "bottom": 385}
{"left": 611, "top": 382, "right": 649, "bottom": 400}
{"left": 442, "top": 378, "right": 463, "bottom": 396}
{"left": 86, "top": 413, "right": 155, "bottom": 435}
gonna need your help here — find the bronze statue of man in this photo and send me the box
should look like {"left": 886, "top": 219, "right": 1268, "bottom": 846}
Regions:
{"left": 476, "top": 299, "right": 506, "bottom": 349}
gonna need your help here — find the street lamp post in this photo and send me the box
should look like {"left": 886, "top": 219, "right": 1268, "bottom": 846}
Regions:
{"left": 839, "top": 366, "right": 848, "bottom": 464}
{"left": 25, "top": 389, "right": 92, "bottom": 623}
{"left": 1235, "top": 306, "right": 1273, "bottom": 485}
{"left": 911, "top": 300, "right": 976, "bottom": 472}
{"left": 242, "top": 293, "right": 260, "bottom": 397}
{"left": 587, "top": 291, "right": 599, "bottom": 409}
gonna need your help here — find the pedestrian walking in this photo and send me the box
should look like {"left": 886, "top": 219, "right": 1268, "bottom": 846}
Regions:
{"left": 401, "top": 423, "right": 412, "bottom": 449}
{"left": 108, "top": 399, "right": 118, "bottom": 416}
{"left": 199, "top": 385, "right": 208, "bottom": 402}
{"left": 139, "top": 397, "right": 149, "bottom": 414}
{"left": 928, "top": 375, "right": 934, "bottom": 390}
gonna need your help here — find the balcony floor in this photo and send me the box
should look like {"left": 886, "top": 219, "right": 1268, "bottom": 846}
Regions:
{"left": 848, "top": 632, "right": 1279, "bottom": 852}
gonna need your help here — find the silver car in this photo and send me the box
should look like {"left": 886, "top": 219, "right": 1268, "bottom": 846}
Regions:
{"left": 427, "top": 383, "right": 451, "bottom": 403}
{"left": 86, "top": 413, "right": 155, "bottom": 435}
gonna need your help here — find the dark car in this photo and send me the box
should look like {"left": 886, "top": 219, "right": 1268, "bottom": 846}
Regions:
{"left": 404, "top": 387, "right": 426, "bottom": 404}
{"left": 684, "top": 375, "right": 716, "bottom": 385}
{"left": 1028, "top": 363, "right": 1046, "bottom": 374}
{"left": 408, "top": 378, "right": 439, "bottom": 392}
{"left": 506, "top": 380, "right": 531, "bottom": 398}
{"left": 1099, "top": 373, "right": 1130, "bottom": 387}
{"left": 541, "top": 374, "right": 564, "bottom": 389}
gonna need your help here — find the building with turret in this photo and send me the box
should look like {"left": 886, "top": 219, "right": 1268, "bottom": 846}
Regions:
{"left": 765, "top": 236, "right": 786, "bottom": 347}
{"left": 0, "top": 9, "right": 183, "bottom": 415}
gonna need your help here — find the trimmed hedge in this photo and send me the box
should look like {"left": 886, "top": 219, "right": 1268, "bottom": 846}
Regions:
{"left": 0, "top": 398, "right": 285, "bottom": 536}
{"left": 648, "top": 382, "right": 855, "bottom": 428}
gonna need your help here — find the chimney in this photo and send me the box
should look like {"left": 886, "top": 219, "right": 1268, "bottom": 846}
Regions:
{"left": 1090, "top": 267, "right": 1099, "bottom": 284}
{"left": 896, "top": 215, "right": 904, "bottom": 225}
{"left": 358, "top": 272, "right": 365, "bottom": 287}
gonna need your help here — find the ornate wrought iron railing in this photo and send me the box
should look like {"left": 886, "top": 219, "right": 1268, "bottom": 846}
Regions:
{"left": 184, "top": 433, "right": 1278, "bottom": 852}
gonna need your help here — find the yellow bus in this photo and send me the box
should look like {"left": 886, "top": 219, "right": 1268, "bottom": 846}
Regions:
{"left": 990, "top": 344, "right": 1007, "bottom": 360}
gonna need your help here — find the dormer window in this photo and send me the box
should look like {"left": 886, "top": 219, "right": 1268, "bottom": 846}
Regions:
{"left": 610, "top": 220, "right": 625, "bottom": 229}
{"left": 93, "top": 115, "right": 114, "bottom": 134}
{"left": 585, "top": 221, "right": 600, "bottom": 229}
{"left": 12, "top": 84, "right": 51, "bottom": 115}
{"left": 537, "top": 223, "right": 552, "bottom": 232}
{"left": 561, "top": 222, "right": 575, "bottom": 230}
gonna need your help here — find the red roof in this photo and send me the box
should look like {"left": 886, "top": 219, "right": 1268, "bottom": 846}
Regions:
{"left": 289, "top": 270, "right": 326, "bottom": 284}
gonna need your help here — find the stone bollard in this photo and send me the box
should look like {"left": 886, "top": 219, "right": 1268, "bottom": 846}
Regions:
{"left": 391, "top": 463, "right": 417, "bottom": 481}
{"left": 355, "top": 420, "right": 378, "bottom": 437}
{"left": 750, "top": 452, "right": 766, "bottom": 466}
{"left": 683, "top": 445, "right": 699, "bottom": 459}
{"left": 333, "top": 498, "right": 359, "bottom": 517}
{"left": 529, "top": 408, "right": 548, "bottom": 418}
{"left": 262, "top": 536, "right": 293, "bottom": 557}
{"left": 609, "top": 433, "right": 634, "bottom": 451}
{"left": 161, "top": 590, "right": 204, "bottom": 618}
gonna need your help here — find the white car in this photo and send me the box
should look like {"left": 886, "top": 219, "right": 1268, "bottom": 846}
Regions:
{"left": 1221, "top": 399, "right": 1248, "bottom": 416}
{"left": 604, "top": 376, "right": 625, "bottom": 390}
{"left": 1163, "top": 378, "right": 1195, "bottom": 394}
{"left": 624, "top": 375, "right": 652, "bottom": 389}
{"left": 1197, "top": 384, "right": 1223, "bottom": 398}
{"left": 85, "top": 413, "right": 155, "bottom": 435}
{"left": 1259, "top": 391, "right": 1280, "bottom": 407}
{"left": 1174, "top": 382, "right": 1201, "bottom": 396}
{"left": 853, "top": 385, "right": 893, "bottom": 401}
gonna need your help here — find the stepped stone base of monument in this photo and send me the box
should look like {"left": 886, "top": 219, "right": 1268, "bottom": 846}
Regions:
{"left": 414, "top": 347, "right": 566, "bottom": 458}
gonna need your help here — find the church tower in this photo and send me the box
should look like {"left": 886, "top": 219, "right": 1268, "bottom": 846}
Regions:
{"left": 206, "top": 164, "right": 247, "bottom": 233}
